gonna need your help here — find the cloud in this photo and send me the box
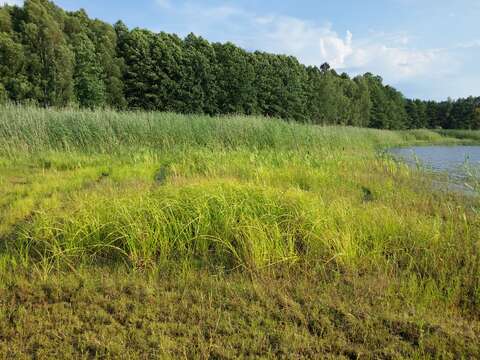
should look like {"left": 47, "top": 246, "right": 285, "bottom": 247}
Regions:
{"left": 156, "top": 3, "right": 443, "bottom": 79}
{"left": 344, "top": 42, "right": 448, "bottom": 82}
{"left": 457, "top": 40, "right": 480, "bottom": 49}
{"left": 155, "top": 0, "right": 171, "bottom": 9}
{"left": 1, "top": 0, "right": 23, "bottom": 5}
{"left": 152, "top": 1, "right": 475, "bottom": 99}
{"left": 248, "top": 15, "right": 443, "bottom": 82}
{"left": 252, "top": 16, "right": 354, "bottom": 69}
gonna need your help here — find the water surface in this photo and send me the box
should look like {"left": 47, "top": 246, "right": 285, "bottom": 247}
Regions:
{"left": 389, "top": 146, "right": 480, "bottom": 193}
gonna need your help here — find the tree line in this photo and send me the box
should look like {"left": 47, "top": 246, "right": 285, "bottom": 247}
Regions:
{"left": 1, "top": 0, "right": 479, "bottom": 129}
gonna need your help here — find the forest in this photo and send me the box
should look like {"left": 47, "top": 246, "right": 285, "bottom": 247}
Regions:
{"left": 0, "top": 0, "right": 479, "bottom": 129}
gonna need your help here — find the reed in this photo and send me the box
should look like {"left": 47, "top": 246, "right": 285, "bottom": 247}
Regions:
{"left": 0, "top": 104, "right": 479, "bottom": 312}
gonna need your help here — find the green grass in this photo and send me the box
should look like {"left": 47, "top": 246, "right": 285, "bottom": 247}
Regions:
{"left": 0, "top": 104, "right": 479, "bottom": 358}
{"left": 436, "top": 129, "right": 480, "bottom": 142}
{"left": 2, "top": 269, "right": 479, "bottom": 359}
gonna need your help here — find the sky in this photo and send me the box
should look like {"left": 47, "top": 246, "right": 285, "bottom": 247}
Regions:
{"left": 3, "top": 0, "right": 480, "bottom": 101}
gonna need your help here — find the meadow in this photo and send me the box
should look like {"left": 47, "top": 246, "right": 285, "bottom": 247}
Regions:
{"left": 0, "top": 104, "right": 479, "bottom": 358}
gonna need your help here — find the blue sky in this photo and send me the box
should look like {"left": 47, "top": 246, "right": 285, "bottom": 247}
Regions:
{"left": 4, "top": 0, "right": 480, "bottom": 100}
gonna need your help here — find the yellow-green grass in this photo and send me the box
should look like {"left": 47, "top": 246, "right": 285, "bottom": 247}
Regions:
{"left": 2, "top": 269, "right": 480, "bottom": 358}
{"left": 0, "top": 104, "right": 479, "bottom": 357}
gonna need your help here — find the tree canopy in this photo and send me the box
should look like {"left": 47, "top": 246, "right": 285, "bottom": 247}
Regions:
{"left": 0, "top": 0, "right": 478, "bottom": 129}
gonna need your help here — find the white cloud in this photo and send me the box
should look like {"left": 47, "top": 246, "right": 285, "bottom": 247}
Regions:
{"left": 253, "top": 16, "right": 354, "bottom": 69}
{"left": 345, "top": 42, "right": 447, "bottom": 82}
{"left": 152, "top": 1, "right": 469, "bottom": 98}
{"left": 457, "top": 40, "right": 480, "bottom": 49}
{"left": 1, "top": 0, "right": 23, "bottom": 5}
{"left": 240, "top": 13, "right": 446, "bottom": 82}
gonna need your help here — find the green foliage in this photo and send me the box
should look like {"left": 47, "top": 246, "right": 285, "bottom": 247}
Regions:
{"left": 21, "top": 0, "right": 74, "bottom": 106}
{"left": 214, "top": 42, "right": 256, "bottom": 115}
{"left": 1, "top": 270, "right": 480, "bottom": 358}
{"left": 474, "top": 107, "right": 480, "bottom": 129}
{"left": 0, "top": 83, "right": 7, "bottom": 103}
{"left": 0, "top": 105, "right": 479, "bottom": 357}
{"left": 0, "top": 104, "right": 480, "bottom": 358}
{"left": 0, "top": 32, "right": 25, "bottom": 100}
{"left": 65, "top": 10, "right": 126, "bottom": 109}
{"left": 0, "top": 6, "right": 12, "bottom": 33}
{"left": 351, "top": 76, "right": 372, "bottom": 127}
{"left": 72, "top": 32, "right": 105, "bottom": 108}
{"left": 0, "top": 1, "right": 478, "bottom": 128}
{"left": 364, "top": 74, "right": 408, "bottom": 129}
{"left": 0, "top": 104, "right": 412, "bottom": 156}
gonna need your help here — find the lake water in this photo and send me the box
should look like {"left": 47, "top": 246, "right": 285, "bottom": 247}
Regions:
{"left": 389, "top": 146, "right": 480, "bottom": 193}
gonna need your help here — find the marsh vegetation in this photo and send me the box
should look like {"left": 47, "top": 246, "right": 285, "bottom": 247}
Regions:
{"left": 0, "top": 105, "right": 479, "bottom": 357}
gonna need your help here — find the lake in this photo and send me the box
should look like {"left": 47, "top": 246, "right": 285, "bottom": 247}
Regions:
{"left": 389, "top": 146, "right": 480, "bottom": 193}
